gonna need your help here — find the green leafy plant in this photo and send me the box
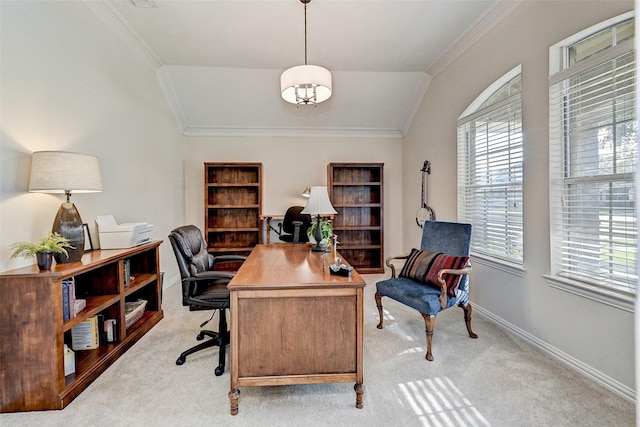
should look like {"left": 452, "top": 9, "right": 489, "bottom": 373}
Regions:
{"left": 10, "top": 232, "right": 74, "bottom": 259}
{"left": 307, "top": 219, "right": 333, "bottom": 247}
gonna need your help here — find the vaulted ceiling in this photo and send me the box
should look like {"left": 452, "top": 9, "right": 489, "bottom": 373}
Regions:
{"left": 90, "top": 0, "right": 514, "bottom": 138}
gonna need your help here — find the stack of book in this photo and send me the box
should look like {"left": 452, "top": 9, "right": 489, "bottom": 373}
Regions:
{"left": 71, "top": 315, "right": 119, "bottom": 350}
{"left": 62, "top": 277, "right": 86, "bottom": 322}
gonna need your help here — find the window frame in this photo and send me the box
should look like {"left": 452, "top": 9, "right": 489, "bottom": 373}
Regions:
{"left": 457, "top": 64, "right": 524, "bottom": 270}
{"left": 546, "top": 11, "right": 636, "bottom": 312}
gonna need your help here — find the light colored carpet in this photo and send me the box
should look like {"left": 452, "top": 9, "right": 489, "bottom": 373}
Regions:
{"left": 1, "top": 274, "right": 634, "bottom": 426}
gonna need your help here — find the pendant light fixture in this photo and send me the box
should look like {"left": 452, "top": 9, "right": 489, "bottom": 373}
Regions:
{"left": 280, "top": 0, "right": 332, "bottom": 106}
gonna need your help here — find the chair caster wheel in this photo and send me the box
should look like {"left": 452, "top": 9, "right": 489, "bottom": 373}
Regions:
{"left": 215, "top": 366, "right": 223, "bottom": 376}
{"left": 196, "top": 332, "right": 205, "bottom": 341}
{"left": 176, "top": 356, "right": 185, "bottom": 365}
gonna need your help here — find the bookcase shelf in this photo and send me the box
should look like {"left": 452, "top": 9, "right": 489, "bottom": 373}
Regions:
{"left": 328, "top": 163, "right": 384, "bottom": 273}
{"left": 205, "top": 162, "right": 262, "bottom": 264}
{"left": 0, "top": 241, "right": 163, "bottom": 412}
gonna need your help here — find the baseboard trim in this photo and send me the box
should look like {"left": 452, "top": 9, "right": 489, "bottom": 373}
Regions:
{"left": 163, "top": 273, "right": 181, "bottom": 290}
{"left": 473, "top": 304, "right": 636, "bottom": 403}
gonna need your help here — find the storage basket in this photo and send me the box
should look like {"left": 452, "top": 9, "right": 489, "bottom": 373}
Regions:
{"left": 125, "top": 299, "right": 147, "bottom": 329}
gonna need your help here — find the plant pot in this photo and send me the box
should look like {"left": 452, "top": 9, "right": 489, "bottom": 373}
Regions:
{"left": 36, "top": 252, "right": 53, "bottom": 271}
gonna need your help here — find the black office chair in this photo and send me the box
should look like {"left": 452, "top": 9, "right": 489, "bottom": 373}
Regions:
{"left": 168, "top": 225, "right": 246, "bottom": 376}
{"left": 278, "top": 206, "right": 312, "bottom": 243}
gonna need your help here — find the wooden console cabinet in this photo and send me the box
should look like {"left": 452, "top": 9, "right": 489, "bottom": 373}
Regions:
{"left": 0, "top": 241, "right": 163, "bottom": 412}
{"left": 328, "top": 163, "right": 384, "bottom": 273}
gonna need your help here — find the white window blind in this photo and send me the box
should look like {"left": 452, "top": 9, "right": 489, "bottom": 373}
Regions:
{"left": 458, "top": 70, "right": 523, "bottom": 264}
{"left": 549, "top": 21, "right": 637, "bottom": 295}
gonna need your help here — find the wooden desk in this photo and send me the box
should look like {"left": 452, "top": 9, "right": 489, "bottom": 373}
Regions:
{"left": 259, "top": 214, "right": 283, "bottom": 244}
{"left": 228, "top": 244, "right": 366, "bottom": 415}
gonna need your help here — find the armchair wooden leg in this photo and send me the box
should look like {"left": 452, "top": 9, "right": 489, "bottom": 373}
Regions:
{"left": 460, "top": 303, "right": 478, "bottom": 339}
{"left": 375, "top": 292, "right": 384, "bottom": 329}
{"left": 422, "top": 314, "right": 435, "bottom": 361}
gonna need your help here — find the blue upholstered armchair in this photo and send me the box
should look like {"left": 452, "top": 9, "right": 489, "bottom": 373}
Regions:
{"left": 375, "top": 220, "right": 477, "bottom": 361}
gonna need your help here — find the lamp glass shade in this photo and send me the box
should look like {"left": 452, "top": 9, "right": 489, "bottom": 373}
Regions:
{"left": 302, "top": 186, "right": 311, "bottom": 198}
{"left": 29, "top": 151, "right": 103, "bottom": 193}
{"left": 301, "top": 186, "right": 337, "bottom": 215}
{"left": 281, "top": 65, "right": 332, "bottom": 104}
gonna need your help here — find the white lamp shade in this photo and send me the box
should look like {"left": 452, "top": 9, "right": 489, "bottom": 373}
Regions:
{"left": 301, "top": 186, "right": 337, "bottom": 215}
{"left": 281, "top": 65, "right": 332, "bottom": 104}
{"left": 29, "top": 151, "right": 103, "bottom": 193}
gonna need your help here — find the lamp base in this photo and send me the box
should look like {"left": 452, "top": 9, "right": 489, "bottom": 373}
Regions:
{"left": 310, "top": 215, "right": 328, "bottom": 252}
{"left": 53, "top": 202, "right": 84, "bottom": 263}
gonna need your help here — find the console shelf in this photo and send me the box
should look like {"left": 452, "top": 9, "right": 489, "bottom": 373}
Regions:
{"left": 0, "top": 241, "right": 163, "bottom": 412}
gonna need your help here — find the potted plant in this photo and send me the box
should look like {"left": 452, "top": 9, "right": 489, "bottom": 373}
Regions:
{"left": 10, "top": 232, "right": 74, "bottom": 270}
{"left": 307, "top": 219, "right": 333, "bottom": 251}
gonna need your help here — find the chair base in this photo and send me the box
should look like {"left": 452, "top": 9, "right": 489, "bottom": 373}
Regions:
{"left": 176, "top": 309, "right": 229, "bottom": 376}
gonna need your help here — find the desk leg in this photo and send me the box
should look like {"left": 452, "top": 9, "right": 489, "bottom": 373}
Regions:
{"left": 354, "top": 383, "right": 364, "bottom": 409}
{"left": 229, "top": 388, "right": 240, "bottom": 415}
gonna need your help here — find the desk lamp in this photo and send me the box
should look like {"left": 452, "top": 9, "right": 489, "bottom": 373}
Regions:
{"left": 301, "top": 186, "right": 336, "bottom": 252}
{"left": 29, "top": 151, "right": 103, "bottom": 263}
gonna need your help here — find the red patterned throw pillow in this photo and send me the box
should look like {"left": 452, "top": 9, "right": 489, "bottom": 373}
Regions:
{"left": 399, "top": 248, "right": 469, "bottom": 297}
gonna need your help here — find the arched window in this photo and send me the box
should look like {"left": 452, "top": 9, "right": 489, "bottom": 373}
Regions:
{"left": 457, "top": 65, "right": 523, "bottom": 267}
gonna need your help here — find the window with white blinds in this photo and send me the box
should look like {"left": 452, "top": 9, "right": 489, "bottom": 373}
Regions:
{"left": 457, "top": 66, "right": 523, "bottom": 265}
{"left": 549, "top": 14, "right": 637, "bottom": 298}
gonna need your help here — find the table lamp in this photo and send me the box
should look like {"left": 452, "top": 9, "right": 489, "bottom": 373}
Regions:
{"left": 301, "top": 186, "right": 337, "bottom": 252}
{"left": 28, "top": 151, "right": 103, "bottom": 263}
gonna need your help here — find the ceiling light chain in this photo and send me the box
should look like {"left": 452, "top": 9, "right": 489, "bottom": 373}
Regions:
{"left": 280, "top": 0, "right": 332, "bottom": 106}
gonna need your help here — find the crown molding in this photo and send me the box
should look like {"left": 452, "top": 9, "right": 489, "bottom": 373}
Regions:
{"left": 155, "top": 68, "right": 189, "bottom": 131}
{"left": 182, "top": 126, "right": 403, "bottom": 139}
{"left": 399, "top": 73, "right": 432, "bottom": 136}
{"left": 83, "top": 0, "right": 163, "bottom": 71}
{"left": 426, "top": 1, "right": 523, "bottom": 78}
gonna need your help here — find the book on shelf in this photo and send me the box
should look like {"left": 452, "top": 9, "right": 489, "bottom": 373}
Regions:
{"left": 62, "top": 280, "right": 70, "bottom": 322}
{"left": 124, "top": 259, "right": 131, "bottom": 287}
{"left": 68, "top": 278, "right": 76, "bottom": 319}
{"left": 96, "top": 313, "right": 106, "bottom": 345}
{"left": 71, "top": 316, "right": 100, "bottom": 350}
{"left": 61, "top": 277, "right": 77, "bottom": 321}
{"left": 105, "top": 318, "right": 118, "bottom": 343}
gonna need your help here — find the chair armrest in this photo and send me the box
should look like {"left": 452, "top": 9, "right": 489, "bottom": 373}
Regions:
{"left": 436, "top": 262, "right": 472, "bottom": 309}
{"left": 384, "top": 253, "right": 411, "bottom": 278}
{"left": 214, "top": 254, "right": 248, "bottom": 265}
{"left": 182, "top": 272, "right": 234, "bottom": 305}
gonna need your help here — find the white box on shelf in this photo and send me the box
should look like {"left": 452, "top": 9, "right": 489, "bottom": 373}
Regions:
{"left": 95, "top": 215, "right": 154, "bottom": 249}
{"left": 74, "top": 299, "right": 86, "bottom": 315}
{"left": 64, "top": 345, "right": 75, "bottom": 376}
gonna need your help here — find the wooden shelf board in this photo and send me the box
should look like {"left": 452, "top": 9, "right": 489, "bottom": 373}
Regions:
{"left": 207, "top": 228, "right": 260, "bottom": 232}
{"left": 63, "top": 294, "right": 120, "bottom": 332}
{"left": 331, "top": 182, "right": 382, "bottom": 186}
{"left": 207, "top": 183, "right": 260, "bottom": 187}
{"left": 207, "top": 204, "right": 260, "bottom": 209}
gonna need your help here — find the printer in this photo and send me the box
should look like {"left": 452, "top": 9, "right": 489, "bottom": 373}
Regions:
{"left": 95, "top": 215, "right": 154, "bottom": 249}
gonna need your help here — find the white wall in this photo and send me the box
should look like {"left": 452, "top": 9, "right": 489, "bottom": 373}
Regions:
{"left": 183, "top": 135, "right": 403, "bottom": 260}
{"left": 403, "top": 1, "right": 635, "bottom": 396}
{"left": 0, "top": 1, "right": 184, "bottom": 285}
{"left": 0, "top": 0, "right": 635, "bottom": 402}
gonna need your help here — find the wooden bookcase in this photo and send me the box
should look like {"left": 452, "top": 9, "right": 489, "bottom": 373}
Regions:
{"left": 328, "top": 163, "right": 384, "bottom": 273}
{"left": 0, "top": 241, "right": 163, "bottom": 412}
{"left": 204, "top": 163, "right": 262, "bottom": 264}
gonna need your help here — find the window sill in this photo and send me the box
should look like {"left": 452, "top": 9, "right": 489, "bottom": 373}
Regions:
{"left": 543, "top": 275, "right": 635, "bottom": 313}
{"left": 470, "top": 253, "right": 525, "bottom": 277}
